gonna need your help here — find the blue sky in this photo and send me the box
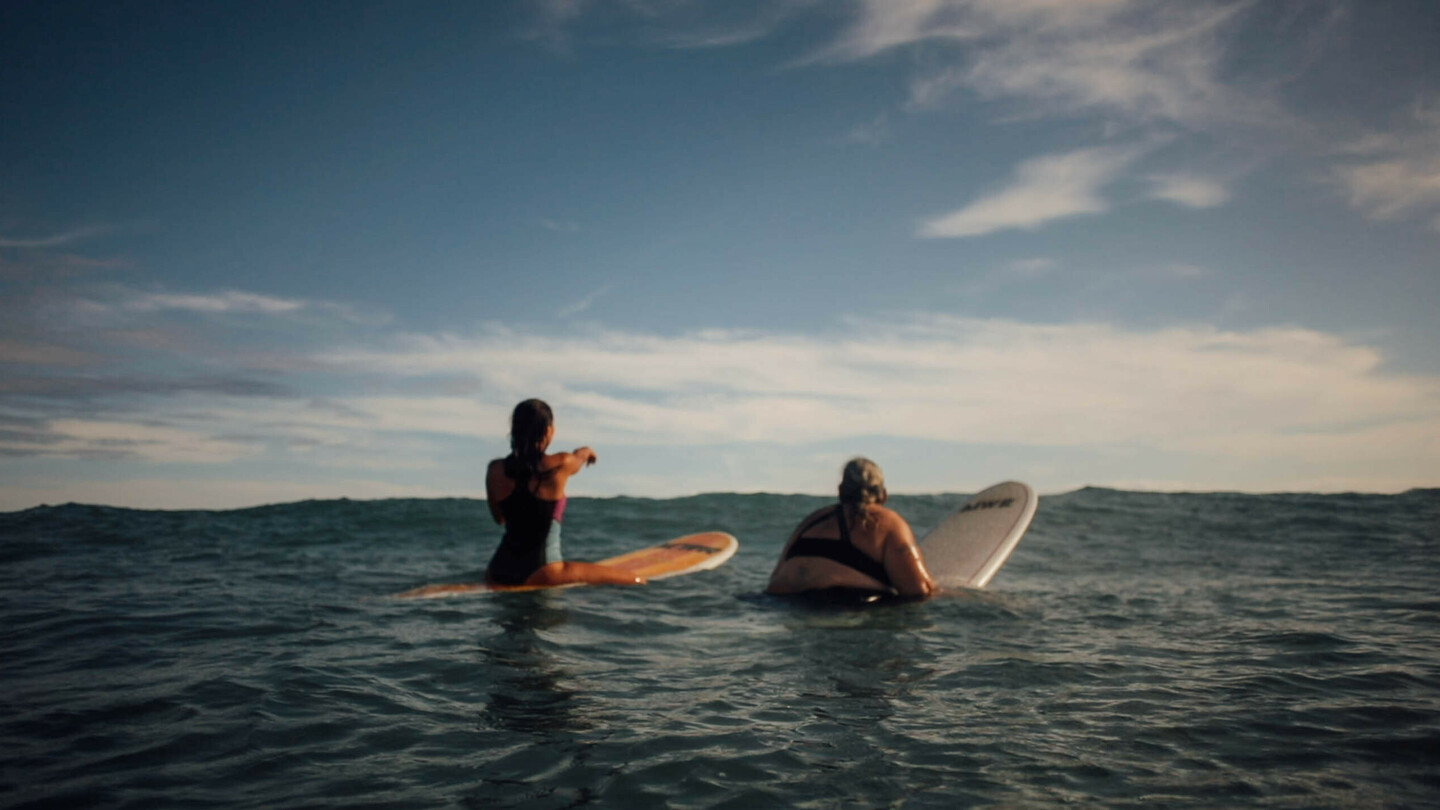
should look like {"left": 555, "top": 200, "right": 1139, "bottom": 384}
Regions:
{"left": 2, "top": 0, "right": 1438, "bottom": 509}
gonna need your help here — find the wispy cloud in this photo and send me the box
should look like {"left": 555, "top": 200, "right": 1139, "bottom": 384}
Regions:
{"left": 815, "top": 0, "right": 983, "bottom": 62}
{"left": 0, "top": 225, "right": 112, "bottom": 248}
{"left": 539, "top": 217, "right": 580, "bottom": 233}
{"left": 523, "top": 0, "right": 591, "bottom": 51}
{"left": 526, "top": 0, "right": 1314, "bottom": 140}
{"left": 523, "top": 1, "right": 1367, "bottom": 232}
{"left": 123, "top": 290, "right": 307, "bottom": 315}
{"left": 919, "top": 144, "right": 1146, "bottom": 237}
{"left": 0, "top": 374, "right": 290, "bottom": 400}
{"left": 557, "top": 283, "right": 615, "bottom": 317}
{"left": 961, "top": 3, "right": 1258, "bottom": 128}
{"left": 4, "top": 283, "right": 1437, "bottom": 501}
{"left": 1332, "top": 104, "right": 1440, "bottom": 228}
{"left": 951, "top": 257, "right": 1059, "bottom": 299}
{"left": 1, "top": 419, "right": 259, "bottom": 464}
{"left": 857, "top": 2, "right": 1267, "bottom": 228}
{"left": 323, "top": 316, "right": 1440, "bottom": 455}
{"left": 525, "top": 0, "right": 814, "bottom": 52}
{"left": 53, "top": 285, "right": 391, "bottom": 327}
{"left": 1007, "top": 257, "right": 1057, "bottom": 277}
{"left": 839, "top": 112, "right": 892, "bottom": 146}
{"left": 0, "top": 339, "right": 95, "bottom": 367}
{"left": 1337, "top": 160, "right": 1440, "bottom": 225}
{"left": 821, "top": 0, "right": 1269, "bottom": 133}
{"left": 34, "top": 287, "right": 1418, "bottom": 466}
{"left": 1147, "top": 172, "right": 1230, "bottom": 208}
{"left": 20, "top": 310, "right": 1399, "bottom": 476}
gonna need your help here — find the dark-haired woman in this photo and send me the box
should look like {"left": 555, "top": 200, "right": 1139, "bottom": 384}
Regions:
{"left": 766, "top": 457, "right": 935, "bottom": 598}
{"left": 485, "top": 399, "right": 645, "bottom": 587}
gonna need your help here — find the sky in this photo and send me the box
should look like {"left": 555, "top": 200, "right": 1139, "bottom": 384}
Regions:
{"left": 2, "top": 0, "right": 1438, "bottom": 509}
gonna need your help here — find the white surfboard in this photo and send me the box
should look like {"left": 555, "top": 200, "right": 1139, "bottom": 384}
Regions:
{"left": 917, "top": 481, "right": 1037, "bottom": 589}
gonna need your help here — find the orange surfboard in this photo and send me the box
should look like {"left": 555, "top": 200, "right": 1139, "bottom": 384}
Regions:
{"left": 392, "top": 532, "right": 739, "bottom": 599}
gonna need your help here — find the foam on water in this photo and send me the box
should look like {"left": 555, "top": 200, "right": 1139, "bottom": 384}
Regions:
{"left": 2, "top": 489, "right": 1437, "bottom": 808}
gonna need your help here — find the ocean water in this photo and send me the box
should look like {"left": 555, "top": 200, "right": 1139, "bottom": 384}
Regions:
{"left": 2, "top": 488, "right": 1438, "bottom": 809}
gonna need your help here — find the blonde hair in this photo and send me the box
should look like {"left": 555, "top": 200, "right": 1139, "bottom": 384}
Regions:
{"left": 838, "top": 457, "right": 886, "bottom": 517}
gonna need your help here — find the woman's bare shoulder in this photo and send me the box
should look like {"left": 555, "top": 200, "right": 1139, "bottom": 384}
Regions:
{"left": 866, "top": 503, "right": 902, "bottom": 522}
{"left": 874, "top": 505, "right": 915, "bottom": 536}
{"left": 537, "top": 452, "right": 572, "bottom": 475}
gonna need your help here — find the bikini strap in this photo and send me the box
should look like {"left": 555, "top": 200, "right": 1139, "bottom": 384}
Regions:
{"left": 784, "top": 504, "right": 891, "bottom": 586}
{"left": 504, "top": 454, "right": 558, "bottom": 497}
{"left": 795, "top": 506, "right": 838, "bottom": 539}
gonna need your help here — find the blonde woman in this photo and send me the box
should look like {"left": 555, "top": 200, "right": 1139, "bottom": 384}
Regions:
{"left": 766, "top": 458, "right": 935, "bottom": 598}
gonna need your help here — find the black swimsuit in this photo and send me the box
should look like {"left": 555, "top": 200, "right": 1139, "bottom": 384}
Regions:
{"left": 782, "top": 506, "right": 893, "bottom": 588}
{"left": 486, "top": 458, "right": 567, "bottom": 586}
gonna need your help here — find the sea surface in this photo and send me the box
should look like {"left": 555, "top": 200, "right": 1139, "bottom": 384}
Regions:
{"left": 2, "top": 488, "right": 1438, "bottom": 809}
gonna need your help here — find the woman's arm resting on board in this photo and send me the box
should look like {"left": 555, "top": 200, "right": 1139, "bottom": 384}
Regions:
{"left": 884, "top": 519, "right": 936, "bottom": 597}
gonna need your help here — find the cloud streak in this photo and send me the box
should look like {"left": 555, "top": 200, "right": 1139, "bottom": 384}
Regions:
{"left": 3, "top": 283, "right": 1437, "bottom": 501}
{"left": 1147, "top": 172, "right": 1230, "bottom": 208}
{"left": 46, "top": 285, "right": 392, "bottom": 328}
{"left": 557, "top": 283, "right": 615, "bottom": 317}
{"left": 525, "top": 0, "right": 815, "bottom": 52}
{"left": 822, "top": 0, "right": 1268, "bottom": 133}
{"left": 528, "top": 2, "right": 1410, "bottom": 235}
{"left": 122, "top": 291, "right": 307, "bottom": 315}
{"left": 1332, "top": 105, "right": 1440, "bottom": 228}
{"left": 2, "top": 419, "right": 260, "bottom": 464}
{"left": 0, "top": 225, "right": 112, "bottom": 248}
{"left": 324, "top": 315, "right": 1440, "bottom": 453}
{"left": 919, "top": 144, "right": 1145, "bottom": 237}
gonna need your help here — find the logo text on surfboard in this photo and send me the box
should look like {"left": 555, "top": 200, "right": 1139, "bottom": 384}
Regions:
{"left": 663, "top": 542, "right": 722, "bottom": 554}
{"left": 959, "top": 497, "right": 1015, "bottom": 513}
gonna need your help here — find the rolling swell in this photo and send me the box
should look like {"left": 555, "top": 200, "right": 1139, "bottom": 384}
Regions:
{"left": 1, "top": 489, "right": 1437, "bottom": 808}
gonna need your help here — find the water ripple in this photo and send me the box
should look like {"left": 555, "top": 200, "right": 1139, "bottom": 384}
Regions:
{"left": 2, "top": 490, "right": 1438, "bottom": 808}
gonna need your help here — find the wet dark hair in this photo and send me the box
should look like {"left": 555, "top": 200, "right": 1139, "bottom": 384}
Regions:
{"left": 507, "top": 399, "right": 554, "bottom": 478}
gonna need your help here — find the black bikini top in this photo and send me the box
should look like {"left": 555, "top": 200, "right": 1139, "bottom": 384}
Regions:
{"left": 782, "top": 505, "right": 892, "bottom": 587}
